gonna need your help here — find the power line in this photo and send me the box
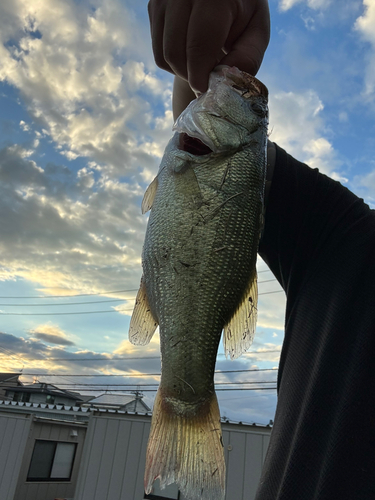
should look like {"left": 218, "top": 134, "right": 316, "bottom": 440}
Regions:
{"left": 25, "top": 387, "right": 277, "bottom": 392}
{"left": 18, "top": 368, "right": 279, "bottom": 377}
{"left": 0, "top": 289, "right": 283, "bottom": 316}
{"left": 51, "top": 380, "right": 277, "bottom": 387}
{"left": 0, "top": 289, "right": 138, "bottom": 299}
{"left": 0, "top": 299, "right": 129, "bottom": 307}
{"left": 0, "top": 309, "right": 133, "bottom": 316}
{"left": 217, "top": 387, "right": 277, "bottom": 391}
{"left": 0, "top": 275, "right": 273, "bottom": 300}
{"left": 20, "top": 356, "right": 162, "bottom": 362}
{"left": 0, "top": 279, "right": 278, "bottom": 307}
{"left": 4, "top": 353, "right": 280, "bottom": 362}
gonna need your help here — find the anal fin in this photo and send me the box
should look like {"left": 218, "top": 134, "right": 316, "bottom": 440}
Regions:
{"left": 129, "top": 276, "right": 158, "bottom": 345}
{"left": 224, "top": 271, "right": 258, "bottom": 360}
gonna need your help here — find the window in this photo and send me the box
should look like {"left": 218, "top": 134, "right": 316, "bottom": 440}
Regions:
{"left": 13, "top": 391, "right": 30, "bottom": 402}
{"left": 27, "top": 440, "right": 77, "bottom": 482}
{"left": 46, "top": 394, "right": 55, "bottom": 404}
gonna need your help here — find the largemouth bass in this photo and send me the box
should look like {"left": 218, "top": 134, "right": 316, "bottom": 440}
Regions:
{"left": 129, "top": 66, "right": 268, "bottom": 500}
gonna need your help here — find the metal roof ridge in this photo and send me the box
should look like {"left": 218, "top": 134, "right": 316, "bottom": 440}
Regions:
{"left": 0, "top": 400, "right": 272, "bottom": 426}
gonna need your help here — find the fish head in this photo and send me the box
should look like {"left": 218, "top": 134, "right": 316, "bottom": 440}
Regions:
{"left": 173, "top": 66, "right": 268, "bottom": 155}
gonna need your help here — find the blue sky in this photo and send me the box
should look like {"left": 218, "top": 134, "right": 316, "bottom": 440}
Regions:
{"left": 0, "top": 0, "right": 374, "bottom": 424}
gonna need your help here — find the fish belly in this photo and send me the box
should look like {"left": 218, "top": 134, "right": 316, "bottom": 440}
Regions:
{"left": 142, "top": 147, "right": 265, "bottom": 499}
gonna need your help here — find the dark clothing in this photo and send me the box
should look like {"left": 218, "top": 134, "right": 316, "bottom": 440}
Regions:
{"left": 256, "top": 145, "right": 375, "bottom": 499}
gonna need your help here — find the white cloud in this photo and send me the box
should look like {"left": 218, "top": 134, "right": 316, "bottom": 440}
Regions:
{"left": 28, "top": 324, "right": 75, "bottom": 346}
{"left": 0, "top": 0, "right": 175, "bottom": 298}
{"left": 279, "top": 0, "right": 303, "bottom": 10}
{"left": 352, "top": 166, "right": 375, "bottom": 206}
{"left": 331, "top": 172, "right": 349, "bottom": 183}
{"left": 0, "top": 0, "right": 173, "bottom": 176}
{"left": 269, "top": 89, "right": 338, "bottom": 175}
{"left": 355, "top": 0, "right": 375, "bottom": 44}
{"left": 0, "top": 331, "right": 162, "bottom": 387}
{"left": 279, "top": 0, "right": 331, "bottom": 12}
{"left": 354, "top": 0, "right": 375, "bottom": 97}
{"left": 0, "top": 143, "right": 148, "bottom": 297}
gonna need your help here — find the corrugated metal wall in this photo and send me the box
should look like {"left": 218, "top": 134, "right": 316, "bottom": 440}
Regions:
{"left": 74, "top": 412, "right": 271, "bottom": 500}
{"left": 0, "top": 412, "right": 31, "bottom": 500}
{"left": 75, "top": 413, "right": 149, "bottom": 500}
{"left": 13, "top": 417, "right": 87, "bottom": 500}
{"left": 223, "top": 424, "right": 270, "bottom": 500}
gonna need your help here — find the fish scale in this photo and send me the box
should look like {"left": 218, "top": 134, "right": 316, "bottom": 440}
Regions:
{"left": 129, "top": 66, "right": 268, "bottom": 500}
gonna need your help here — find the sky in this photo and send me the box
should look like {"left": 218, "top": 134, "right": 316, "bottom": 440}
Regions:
{"left": 0, "top": 0, "right": 374, "bottom": 425}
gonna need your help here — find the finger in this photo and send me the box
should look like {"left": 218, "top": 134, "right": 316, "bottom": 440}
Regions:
{"left": 186, "top": 6, "right": 235, "bottom": 93}
{"left": 148, "top": 0, "right": 173, "bottom": 74}
{"left": 162, "top": 0, "right": 193, "bottom": 81}
{"left": 220, "top": 4, "right": 270, "bottom": 76}
{"left": 172, "top": 76, "right": 196, "bottom": 120}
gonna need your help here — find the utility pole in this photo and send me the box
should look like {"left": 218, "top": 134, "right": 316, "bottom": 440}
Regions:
{"left": 132, "top": 390, "right": 143, "bottom": 412}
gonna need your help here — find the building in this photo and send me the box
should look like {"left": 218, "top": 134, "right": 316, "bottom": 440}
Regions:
{"left": 82, "top": 392, "right": 151, "bottom": 413}
{"left": 4, "top": 382, "right": 86, "bottom": 406}
{"left": 75, "top": 409, "right": 271, "bottom": 500}
{"left": 0, "top": 401, "right": 89, "bottom": 500}
{"left": 0, "top": 373, "right": 23, "bottom": 400}
{"left": 0, "top": 398, "right": 272, "bottom": 500}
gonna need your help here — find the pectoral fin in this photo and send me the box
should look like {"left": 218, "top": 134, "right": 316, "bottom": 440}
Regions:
{"left": 129, "top": 277, "right": 158, "bottom": 345}
{"left": 224, "top": 272, "right": 258, "bottom": 360}
{"left": 142, "top": 176, "right": 158, "bottom": 214}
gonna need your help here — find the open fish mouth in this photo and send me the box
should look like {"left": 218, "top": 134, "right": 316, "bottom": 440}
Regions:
{"left": 178, "top": 132, "right": 213, "bottom": 156}
{"left": 174, "top": 66, "right": 268, "bottom": 156}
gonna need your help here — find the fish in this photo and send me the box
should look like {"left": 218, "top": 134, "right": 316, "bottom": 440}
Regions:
{"left": 129, "top": 66, "right": 268, "bottom": 500}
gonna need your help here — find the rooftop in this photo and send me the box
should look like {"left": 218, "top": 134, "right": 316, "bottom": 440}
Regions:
{"left": 0, "top": 372, "right": 22, "bottom": 384}
{"left": 0, "top": 400, "right": 272, "bottom": 428}
{"left": 5, "top": 382, "right": 84, "bottom": 400}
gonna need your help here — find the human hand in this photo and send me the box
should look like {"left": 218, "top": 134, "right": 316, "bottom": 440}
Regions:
{"left": 148, "top": 0, "right": 270, "bottom": 94}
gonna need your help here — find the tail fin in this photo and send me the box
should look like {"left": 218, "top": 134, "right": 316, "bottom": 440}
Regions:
{"left": 145, "top": 389, "right": 225, "bottom": 500}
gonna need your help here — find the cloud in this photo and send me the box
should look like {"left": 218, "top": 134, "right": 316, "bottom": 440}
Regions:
{"left": 28, "top": 324, "right": 75, "bottom": 346}
{"left": 352, "top": 166, "right": 375, "bottom": 207}
{"left": 269, "top": 89, "right": 338, "bottom": 175}
{"left": 0, "top": 0, "right": 176, "bottom": 300}
{"left": 354, "top": 0, "right": 375, "bottom": 97}
{"left": 0, "top": 330, "right": 161, "bottom": 383}
{"left": 0, "top": 329, "right": 278, "bottom": 421}
{"left": 279, "top": 0, "right": 331, "bottom": 12}
{"left": 0, "top": 141, "right": 147, "bottom": 296}
{"left": 0, "top": 0, "right": 173, "bottom": 175}
{"left": 355, "top": 0, "right": 375, "bottom": 44}
{"left": 114, "top": 331, "right": 161, "bottom": 356}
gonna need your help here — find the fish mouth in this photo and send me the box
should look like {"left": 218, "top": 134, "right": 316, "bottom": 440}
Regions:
{"left": 178, "top": 133, "right": 213, "bottom": 156}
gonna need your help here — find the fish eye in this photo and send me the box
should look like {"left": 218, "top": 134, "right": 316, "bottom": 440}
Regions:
{"left": 232, "top": 84, "right": 247, "bottom": 92}
{"left": 251, "top": 103, "right": 267, "bottom": 118}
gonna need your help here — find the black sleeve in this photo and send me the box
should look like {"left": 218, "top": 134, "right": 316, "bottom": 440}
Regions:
{"left": 259, "top": 144, "right": 374, "bottom": 303}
